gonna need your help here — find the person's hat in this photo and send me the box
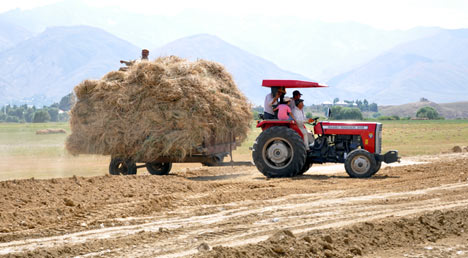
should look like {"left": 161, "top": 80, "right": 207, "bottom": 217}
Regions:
{"left": 142, "top": 49, "right": 149, "bottom": 53}
{"left": 295, "top": 99, "right": 304, "bottom": 106}
{"left": 293, "top": 90, "right": 302, "bottom": 97}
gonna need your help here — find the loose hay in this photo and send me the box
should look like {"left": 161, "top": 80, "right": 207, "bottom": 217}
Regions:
{"left": 66, "top": 56, "right": 252, "bottom": 161}
{"left": 36, "top": 129, "right": 67, "bottom": 135}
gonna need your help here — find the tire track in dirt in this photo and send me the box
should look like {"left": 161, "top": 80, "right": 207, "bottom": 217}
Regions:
{"left": 2, "top": 182, "right": 468, "bottom": 257}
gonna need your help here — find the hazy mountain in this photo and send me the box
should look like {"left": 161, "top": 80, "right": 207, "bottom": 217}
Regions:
{"left": 0, "top": 0, "right": 442, "bottom": 80}
{"left": 0, "top": 20, "right": 31, "bottom": 52}
{"left": 153, "top": 34, "right": 334, "bottom": 105}
{"left": 380, "top": 100, "right": 468, "bottom": 119}
{"left": 328, "top": 29, "right": 468, "bottom": 105}
{"left": 0, "top": 25, "right": 139, "bottom": 106}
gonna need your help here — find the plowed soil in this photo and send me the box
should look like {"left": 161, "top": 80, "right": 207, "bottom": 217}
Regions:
{"left": 1, "top": 153, "right": 468, "bottom": 257}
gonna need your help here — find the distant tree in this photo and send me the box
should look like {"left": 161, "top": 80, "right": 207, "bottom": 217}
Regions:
{"left": 252, "top": 105, "right": 264, "bottom": 113}
{"left": 58, "top": 112, "right": 69, "bottom": 122}
{"left": 333, "top": 98, "right": 339, "bottom": 105}
{"left": 6, "top": 116, "right": 20, "bottom": 122}
{"left": 25, "top": 108, "right": 35, "bottom": 123}
{"left": 420, "top": 97, "right": 429, "bottom": 102}
{"left": 355, "top": 100, "right": 363, "bottom": 110}
{"left": 363, "top": 99, "right": 369, "bottom": 111}
{"left": 33, "top": 110, "right": 51, "bottom": 123}
{"left": 416, "top": 106, "right": 440, "bottom": 120}
{"left": 369, "top": 103, "right": 378, "bottom": 112}
{"left": 47, "top": 108, "right": 59, "bottom": 122}
{"left": 305, "top": 112, "right": 313, "bottom": 119}
{"left": 330, "top": 106, "right": 363, "bottom": 120}
{"left": 252, "top": 110, "right": 259, "bottom": 120}
{"left": 59, "top": 93, "right": 76, "bottom": 111}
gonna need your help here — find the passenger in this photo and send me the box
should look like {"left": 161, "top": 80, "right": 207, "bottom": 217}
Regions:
{"left": 263, "top": 88, "right": 281, "bottom": 119}
{"left": 292, "top": 99, "right": 309, "bottom": 148}
{"left": 274, "top": 97, "right": 296, "bottom": 121}
{"left": 273, "top": 87, "right": 286, "bottom": 118}
{"left": 290, "top": 90, "right": 302, "bottom": 111}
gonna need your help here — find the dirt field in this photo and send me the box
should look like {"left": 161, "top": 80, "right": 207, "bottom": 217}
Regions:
{"left": 1, "top": 152, "right": 468, "bottom": 257}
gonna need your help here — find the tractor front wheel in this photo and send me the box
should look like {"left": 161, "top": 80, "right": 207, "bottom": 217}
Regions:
{"left": 252, "top": 126, "right": 306, "bottom": 178}
{"left": 297, "top": 161, "right": 312, "bottom": 176}
{"left": 372, "top": 161, "right": 382, "bottom": 175}
{"left": 344, "top": 149, "right": 377, "bottom": 178}
{"left": 109, "top": 158, "right": 137, "bottom": 175}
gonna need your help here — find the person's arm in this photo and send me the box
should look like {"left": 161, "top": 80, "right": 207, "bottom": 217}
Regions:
{"left": 290, "top": 112, "right": 296, "bottom": 122}
{"left": 270, "top": 92, "right": 280, "bottom": 106}
{"left": 120, "top": 60, "right": 134, "bottom": 66}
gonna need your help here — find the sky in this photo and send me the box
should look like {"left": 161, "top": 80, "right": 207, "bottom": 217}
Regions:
{"left": 0, "top": 0, "right": 468, "bottom": 30}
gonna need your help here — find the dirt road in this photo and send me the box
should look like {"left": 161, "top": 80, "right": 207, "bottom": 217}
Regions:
{"left": 1, "top": 153, "right": 467, "bottom": 257}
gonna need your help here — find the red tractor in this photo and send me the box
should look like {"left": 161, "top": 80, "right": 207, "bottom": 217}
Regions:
{"left": 252, "top": 80, "right": 399, "bottom": 178}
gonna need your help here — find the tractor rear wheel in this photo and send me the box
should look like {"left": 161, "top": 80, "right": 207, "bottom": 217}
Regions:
{"left": 109, "top": 158, "right": 137, "bottom": 175}
{"left": 344, "top": 149, "right": 376, "bottom": 178}
{"left": 145, "top": 162, "right": 172, "bottom": 175}
{"left": 252, "top": 126, "right": 306, "bottom": 178}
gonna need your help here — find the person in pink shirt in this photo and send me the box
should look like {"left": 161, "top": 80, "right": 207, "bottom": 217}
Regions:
{"left": 274, "top": 97, "right": 296, "bottom": 121}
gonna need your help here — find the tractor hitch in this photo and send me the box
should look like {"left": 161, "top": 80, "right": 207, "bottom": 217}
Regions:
{"left": 375, "top": 150, "right": 400, "bottom": 164}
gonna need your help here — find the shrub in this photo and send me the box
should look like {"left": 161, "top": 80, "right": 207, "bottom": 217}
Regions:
{"left": 33, "top": 110, "right": 51, "bottom": 123}
{"left": 416, "top": 106, "right": 440, "bottom": 120}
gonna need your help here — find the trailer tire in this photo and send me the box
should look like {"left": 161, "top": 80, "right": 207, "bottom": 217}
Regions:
{"left": 146, "top": 162, "right": 172, "bottom": 175}
{"left": 252, "top": 126, "right": 306, "bottom": 178}
{"left": 109, "top": 158, "right": 137, "bottom": 175}
{"left": 345, "top": 149, "right": 376, "bottom": 178}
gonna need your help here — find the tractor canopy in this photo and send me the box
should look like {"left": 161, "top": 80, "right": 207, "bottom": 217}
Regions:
{"left": 262, "top": 79, "right": 328, "bottom": 88}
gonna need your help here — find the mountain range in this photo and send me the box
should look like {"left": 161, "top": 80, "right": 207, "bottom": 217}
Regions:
{"left": 0, "top": 26, "right": 139, "bottom": 105}
{"left": 0, "top": 0, "right": 467, "bottom": 106}
{"left": 329, "top": 29, "right": 468, "bottom": 104}
{"left": 0, "top": 0, "right": 442, "bottom": 80}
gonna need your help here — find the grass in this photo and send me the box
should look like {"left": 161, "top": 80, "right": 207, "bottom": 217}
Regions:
{"left": 1, "top": 119, "right": 467, "bottom": 181}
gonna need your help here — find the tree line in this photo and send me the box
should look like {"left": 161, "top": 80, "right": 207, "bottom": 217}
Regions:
{"left": 0, "top": 93, "right": 74, "bottom": 123}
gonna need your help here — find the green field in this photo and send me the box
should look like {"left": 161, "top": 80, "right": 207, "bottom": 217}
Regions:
{"left": 1, "top": 120, "right": 467, "bottom": 180}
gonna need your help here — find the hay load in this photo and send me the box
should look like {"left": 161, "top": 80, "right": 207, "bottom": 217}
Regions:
{"left": 66, "top": 56, "right": 251, "bottom": 161}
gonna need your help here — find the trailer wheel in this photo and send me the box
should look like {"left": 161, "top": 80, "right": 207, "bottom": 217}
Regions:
{"left": 344, "top": 149, "right": 376, "bottom": 178}
{"left": 372, "top": 161, "right": 382, "bottom": 175}
{"left": 109, "top": 158, "right": 137, "bottom": 175}
{"left": 252, "top": 126, "right": 306, "bottom": 178}
{"left": 146, "top": 162, "right": 172, "bottom": 175}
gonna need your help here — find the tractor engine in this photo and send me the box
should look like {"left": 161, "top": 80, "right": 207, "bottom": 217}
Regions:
{"left": 314, "top": 134, "right": 363, "bottom": 163}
